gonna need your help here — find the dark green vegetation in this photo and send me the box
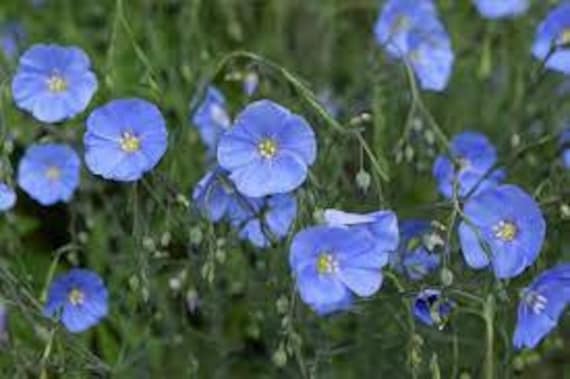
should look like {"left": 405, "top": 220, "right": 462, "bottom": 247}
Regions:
{"left": 0, "top": 0, "right": 569, "bottom": 377}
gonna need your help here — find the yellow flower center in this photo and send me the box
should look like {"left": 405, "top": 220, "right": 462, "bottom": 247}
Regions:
{"left": 258, "top": 138, "right": 277, "bottom": 159}
{"left": 68, "top": 288, "right": 85, "bottom": 306}
{"left": 120, "top": 131, "right": 141, "bottom": 153}
{"left": 45, "top": 166, "right": 61, "bottom": 181}
{"left": 493, "top": 220, "right": 518, "bottom": 242}
{"left": 559, "top": 28, "right": 570, "bottom": 46}
{"left": 316, "top": 253, "right": 337, "bottom": 275}
{"left": 47, "top": 74, "right": 68, "bottom": 93}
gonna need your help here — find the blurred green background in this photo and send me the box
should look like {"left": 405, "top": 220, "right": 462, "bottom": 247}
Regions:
{"left": 0, "top": 0, "right": 569, "bottom": 377}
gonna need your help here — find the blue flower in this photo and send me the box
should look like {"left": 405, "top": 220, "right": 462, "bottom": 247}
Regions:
{"left": 229, "top": 193, "right": 297, "bottom": 248}
{"left": 44, "top": 269, "right": 108, "bottom": 333}
{"left": 17, "top": 143, "right": 80, "bottom": 206}
{"left": 374, "top": 0, "right": 437, "bottom": 58}
{"left": 11, "top": 44, "right": 98, "bottom": 123}
{"left": 473, "top": 0, "right": 529, "bottom": 19}
{"left": 84, "top": 98, "right": 168, "bottom": 182}
{"left": 191, "top": 86, "right": 231, "bottom": 154}
{"left": 0, "top": 22, "right": 25, "bottom": 60}
{"left": 0, "top": 183, "right": 16, "bottom": 211}
{"left": 374, "top": 0, "right": 454, "bottom": 91}
{"left": 193, "top": 168, "right": 236, "bottom": 222}
{"left": 413, "top": 289, "right": 454, "bottom": 327}
{"left": 289, "top": 225, "right": 384, "bottom": 315}
{"left": 193, "top": 169, "right": 297, "bottom": 247}
{"left": 323, "top": 209, "right": 399, "bottom": 259}
{"left": 532, "top": 4, "right": 570, "bottom": 75}
{"left": 392, "top": 220, "right": 440, "bottom": 281}
{"left": 561, "top": 129, "right": 570, "bottom": 169}
{"left": 458, "top": 185, "right": 545, "bottom": 279}
{"left": 217, "top": 100, "right": 317, "bottom": 198}
{"left": 433, "top": 131, "right": 505, "bottom": 199}
{"left": 513, "top": 264, "right": 570, "bottom": 349}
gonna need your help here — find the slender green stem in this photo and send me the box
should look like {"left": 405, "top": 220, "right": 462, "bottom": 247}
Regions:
{"left": 483, "top": 294, "right": 495, "bottom": 379}
{"left": 39, "top": 327, "right": 57, "bottom": 379}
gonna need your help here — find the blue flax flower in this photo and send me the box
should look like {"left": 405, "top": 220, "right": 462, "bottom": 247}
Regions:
{"left": 193, "top": 169, "right": 297, "bottom": 247}
{"left": 192, "top": 86, "right": 231, "bottom": 154}
{"left": 229, "top": 193, "right": 297, "bottom": 248}
{"left": 323, "top": 209, "right": 399, "bottom": 259}
{"left": 193, "top": 168, "right": 237, "bottom": 222}
{"left": 392, "top": 220, "right": 440, "bottom": 281}
{"left": 374, "top": 0, "right": 437, "bottom": 58}
{"left": 17, "top": 144, "right": 80, "bottom": 206}
{"left": 458, "top": 185, "right": 545, "bottom": 279}
{"left": 561, "top": 129, "right": 570, "bottom": 169}
{"left": 217, "top": 100, "right": 316, "bottom": 198}
{"left": 473, "top": 0, "right": 529, "bottom": 19}
{"left": 0, "top": 183, "right": 16, "bottom": 211}
{"left": 413, "top": 289, "right": 454, "bottom": 327}
{"left": 513, "top": 264, "right": 570, "bottom": 349}
{"left": 44, "top": 269, "right": 108, "bottom": 333}
{"left": 433, "top": 131, "right": 505, "bottom": 199}
{"left": 532, "top": 4, "right": 570, "bottom": 75}
{"left": 289, "top": 225, "right": 385, "bottom": 315}
{"left": 11, "top": 44, "right": 97, "bottom": 123}
{"left": 374, "top": 0, "right": 454, "bottom": 91}
{"left": 0, "top": 22, "right": 25, "bottom": 60}
{"left": 84, "top": 98, "right": 168, "bottom": 182}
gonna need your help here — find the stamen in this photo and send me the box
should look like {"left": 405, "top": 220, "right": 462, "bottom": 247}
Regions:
{"left": 120, "top": 131, "right": 141, "bottom": 153}
{"left": 316, "top": 253, "right": 338, "bottom": 275}
{"left": 47, "top": 74, "right": 67, "bottom": 93}
{"left": 257, "top": 138, "right": 277, "bottom": 159}
{"left": 524, "top": 290, "right": 548, "bottom": 315}
{"left": 45, "top": 166, "right": 61, "bottom": 181}
{"left": 493, "top": 220, "right": 518, "bottom": 242}
{"left": 68, "top": 288, "right": 85, "bottom": 306}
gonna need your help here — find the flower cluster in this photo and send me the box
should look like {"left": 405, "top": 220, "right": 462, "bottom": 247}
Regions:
{"left": 192, "top": 90, "right": 316, "bottom": 248}
{"left": 287, "top": 210, "right": 398, "bottom": 314}
{"left": 2, "top": 42, "right": 172, "bottom": 332}
{"left": 374, "top": 1, "right": 570, "bottom": 93}
{"left": 374, "top": 0, "right": 454, "bottom": 91}
{"left": 1, "top": 1, "right": 570, "bottom": 357}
